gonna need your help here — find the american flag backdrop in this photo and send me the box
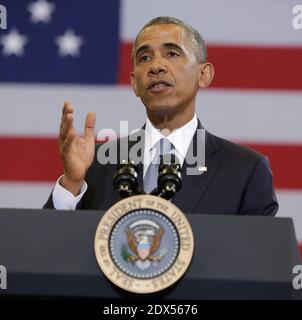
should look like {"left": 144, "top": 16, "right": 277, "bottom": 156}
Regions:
{"left": 0, "top": 0, "right": 302, "bottom": 254}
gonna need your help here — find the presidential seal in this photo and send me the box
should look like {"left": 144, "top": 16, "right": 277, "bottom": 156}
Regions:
{"left": 94, "top": 195, "right": 194, "bottom": 294}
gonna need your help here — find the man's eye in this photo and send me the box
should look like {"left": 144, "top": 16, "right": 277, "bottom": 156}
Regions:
{"left": 139, "top": 55, "right": 151, "bottom": 62}
{"left": 167, "top": 51, "right": 179, "bottom": 57}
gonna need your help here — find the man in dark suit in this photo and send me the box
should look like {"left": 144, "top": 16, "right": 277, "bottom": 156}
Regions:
{"left": 44, "top": 16, "right": 278, "bottom": 215}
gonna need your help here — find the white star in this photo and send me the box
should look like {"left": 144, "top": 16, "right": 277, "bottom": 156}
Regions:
{"left": 55, "top": 30, "right": 84, "bottom": 57}
{"left": 27, "top": 0, "right": 55, "bottom": 24}
{"left": 0, "top": 29, "right": 28, "bottom": 57}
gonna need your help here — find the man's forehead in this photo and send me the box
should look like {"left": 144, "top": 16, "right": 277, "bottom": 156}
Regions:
{"left": 135, "top": 24, "right": 186, "bottom": 48}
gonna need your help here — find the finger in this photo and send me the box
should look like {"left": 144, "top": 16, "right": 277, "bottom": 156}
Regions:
{"left": 60, "top": 112, "right": 74, "bottom": 140}
{"left": 84, "top": 112, "right": 96, "bottom": 138}
{"left": 60, "top": 102, "right": 75, "bottom": 138}
{"left": 62, "top": 127, "right": 77, "bottom": 151}
{"left": 61, "top": 101, "right": 74, "bottom": 123}
{"left": 62, "top": 101, "right": 73, "bottom": 114}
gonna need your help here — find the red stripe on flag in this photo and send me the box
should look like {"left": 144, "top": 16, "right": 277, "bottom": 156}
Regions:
{"left": 118, "top": 43, "right": 302, "bottom": 90}
{"left": 0, "top": 137, "right": 63, "bottom": 182}
{"left": 118, "top": 42, "right": 133, "bottom": 84}
{"left": 0, "top": 137, "right": 302, "bottom": 188}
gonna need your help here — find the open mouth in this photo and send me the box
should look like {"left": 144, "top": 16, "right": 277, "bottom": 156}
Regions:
{"left": 147, "top": 81, "right": 172, "bottom": 91}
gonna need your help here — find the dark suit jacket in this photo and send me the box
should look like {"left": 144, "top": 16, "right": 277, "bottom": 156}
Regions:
{"left": 44, "top": 122, "right": 278, "bottom": 216}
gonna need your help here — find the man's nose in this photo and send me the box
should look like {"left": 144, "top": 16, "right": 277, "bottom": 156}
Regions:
{"left": 148, "top": 57, "right": 167, "bottom": 75}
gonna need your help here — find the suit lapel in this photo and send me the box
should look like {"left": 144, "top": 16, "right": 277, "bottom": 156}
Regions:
{"left": 173, "top": 122, "right": 220, "bottom": 213}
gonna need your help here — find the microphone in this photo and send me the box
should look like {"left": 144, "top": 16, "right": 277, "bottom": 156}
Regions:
{"left": 151, "top": 153, "right": 182, "bottom": 200}
{"left": 113, "top": 160, "right": 140, "bottom": 198}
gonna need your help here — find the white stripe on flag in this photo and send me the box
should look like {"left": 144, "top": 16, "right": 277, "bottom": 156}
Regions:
{"left": 1, "top": 85, "right": 302, "bottom": 143}
{"left": 120, "top": 0, "right": 302, "bottom": 46}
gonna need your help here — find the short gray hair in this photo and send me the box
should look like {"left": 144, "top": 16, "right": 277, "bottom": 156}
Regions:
{"left": 132, "top": 16, "right": 207, "bottom": 64}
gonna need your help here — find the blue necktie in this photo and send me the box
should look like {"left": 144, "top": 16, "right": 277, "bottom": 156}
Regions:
{"left": 144, "top": 138, "right": 173, "bottom": 194}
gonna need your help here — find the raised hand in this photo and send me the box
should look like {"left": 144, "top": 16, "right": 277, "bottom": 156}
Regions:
{"left": 58, "top": 101, "right": 96, "bottom": 195}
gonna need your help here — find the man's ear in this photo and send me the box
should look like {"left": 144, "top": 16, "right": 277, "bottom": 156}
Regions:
{"left": 130, "top": 72, "right": 139, "bottom": 97}
{"left": 198, "top": 62, "right": 215, "bottom": 88}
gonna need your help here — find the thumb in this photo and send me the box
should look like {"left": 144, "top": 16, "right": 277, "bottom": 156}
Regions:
{"left": 84, "top": 112, "right": 96, "bottom": 138}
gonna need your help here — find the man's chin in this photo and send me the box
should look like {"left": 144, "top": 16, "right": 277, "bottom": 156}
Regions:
{"left": 145, "top": 103, "right": 176, "bottom": 116}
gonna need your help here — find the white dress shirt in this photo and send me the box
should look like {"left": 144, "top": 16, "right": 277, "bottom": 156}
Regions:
{"left": 143, "top": 115, "right": 197, "bottom": 176}
{"left": 52, "top": 115, "right": 198, "bottom": 210}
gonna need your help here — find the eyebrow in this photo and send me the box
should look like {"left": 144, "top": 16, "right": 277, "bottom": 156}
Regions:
{"left": 135, "top": 42, "right": 185, "bottom": 61}
{"left": 163, "top": 43, "right": 185, "bottom": 55}
{"left": 135, "top": 45, "right": 151, "bottom": 61}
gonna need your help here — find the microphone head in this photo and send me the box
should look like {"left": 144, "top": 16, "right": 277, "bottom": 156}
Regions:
{"left": 160, "top": 153, "right": 181, "bottom": 170}
{"left": 158, "top": 153, "right": 182, "bottom": 199}
{"left": 113, "top": 160, "right": 139, "bottom": 198}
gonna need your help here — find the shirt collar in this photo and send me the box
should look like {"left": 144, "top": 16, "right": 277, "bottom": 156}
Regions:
{"left": 144, "top": 114, "right": 198, "bottom": 160}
